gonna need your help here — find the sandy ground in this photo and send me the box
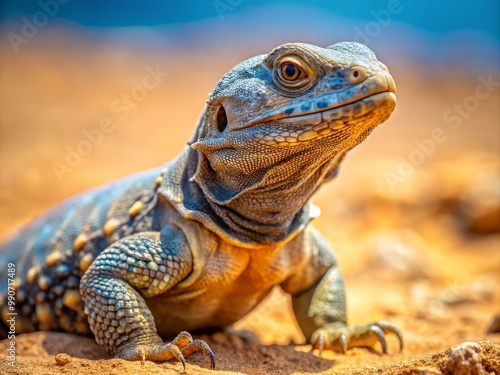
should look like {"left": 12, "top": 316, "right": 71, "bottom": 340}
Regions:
{"left": 0, "top": 30, "right": 499, "bottom": 374}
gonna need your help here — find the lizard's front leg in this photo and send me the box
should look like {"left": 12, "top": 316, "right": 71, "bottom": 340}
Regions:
{"left": 283, "top": 228, "right": 403, "bottom": 355}
{"left": 292, "top": 266, "right": 403, "bottom": 354}
{"left": 80, "top": 230, "right": 215, "bottom": 371}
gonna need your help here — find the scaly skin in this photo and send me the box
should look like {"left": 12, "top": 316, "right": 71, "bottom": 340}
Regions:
{"left": 0, "top": 41, "right": 401, "bottom": 371}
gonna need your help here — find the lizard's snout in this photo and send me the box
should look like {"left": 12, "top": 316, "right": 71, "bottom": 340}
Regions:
{"left": 383, "top": 70, "right": 397, "bottom": 93}
{"left": 375, "top": 63, "right": 397, "bottom": 93}
{"left": 346, "top": 63, "right": 396, "bottom": 94}
{"left": 362, "top": 68, "right": 397, "bottom": 95}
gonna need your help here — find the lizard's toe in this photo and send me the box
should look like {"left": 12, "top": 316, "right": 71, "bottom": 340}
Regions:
{"left": 173, "top": 331, "right": 215, "bottom": 369}
{"left": 115, "top": 331, "right": 215, "bottom": 371}
{"left": 311, "top": 323, "right": 349, "bottom": 354}
{"left": 116, "top": 342, "right": 186, "bottom": 371}
{"left": 311, "top": 321, "right": 403, "bottom": 355}
{"left": 180, "top": 339, "right": 216, "bottom": 370}
{"left": 372, "top": 321, "right": 403, "bottom": 352}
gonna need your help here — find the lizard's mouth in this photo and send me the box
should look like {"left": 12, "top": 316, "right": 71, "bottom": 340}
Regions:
{"left": 259, "top": 91, "right": 396, "bottom": 146}
{"left": 232, "top": 71, "right": 397, "bottom": 146}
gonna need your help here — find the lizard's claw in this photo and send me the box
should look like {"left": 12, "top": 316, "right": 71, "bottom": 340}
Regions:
{"left": 311, "top": 321, "right": 403, "bottom": 355}
{"left": 115, "top": 331, "right": 215, "bottom": 372}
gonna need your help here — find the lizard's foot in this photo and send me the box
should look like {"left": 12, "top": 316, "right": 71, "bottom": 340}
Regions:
{"left": 311, "top": 321, "right": 403, "bottom": 355}
{"left": 115, "top": 331, "right": 215, "bottom": 372}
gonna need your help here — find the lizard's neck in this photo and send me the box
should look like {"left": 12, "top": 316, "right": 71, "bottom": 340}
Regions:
{"left": 190, "top": 147, "right": 346, "bottom": 245}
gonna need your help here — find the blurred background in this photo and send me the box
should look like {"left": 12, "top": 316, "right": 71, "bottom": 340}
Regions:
{"left": 0, "top": 0, "right": 499, "bottom": 371}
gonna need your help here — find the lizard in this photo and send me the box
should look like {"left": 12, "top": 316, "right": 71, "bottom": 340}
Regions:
{"left": 0, "top": 41, "right": 401, "bottom": 371}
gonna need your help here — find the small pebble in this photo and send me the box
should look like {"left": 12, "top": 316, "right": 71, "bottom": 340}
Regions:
{"left": 55, "top": 352, "right": 72, "bottom": 365}
{"left": 441, "top": 342, "right": 485, "bottom": 375}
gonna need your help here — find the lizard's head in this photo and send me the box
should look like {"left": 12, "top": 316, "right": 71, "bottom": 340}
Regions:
{"left": 190, "top": 41, "right": 396, "bottom": 210}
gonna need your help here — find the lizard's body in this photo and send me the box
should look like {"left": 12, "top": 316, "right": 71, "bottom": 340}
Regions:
{"left": 0, "top": 161, "right": 318, "bottom": 335}
{"left": 0, "top": 167, "right": 163, "bottom": 334}
{"left": 0, "top": 42, "right": 400, "bottom": 370}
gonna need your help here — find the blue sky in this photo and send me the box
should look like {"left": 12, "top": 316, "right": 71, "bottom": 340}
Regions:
{"left": 1, "top": 0, "right": 498, "bottom": 71}
{"left": 1, "top": 0, "right": 498, "bottom": 41}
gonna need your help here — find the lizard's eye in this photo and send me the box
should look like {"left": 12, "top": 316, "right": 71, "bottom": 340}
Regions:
{"left": 280, "top": 63, "right": 302, "bottom": 81}
{"left": 273, "top": 54, "right": 315, "bottom": 93}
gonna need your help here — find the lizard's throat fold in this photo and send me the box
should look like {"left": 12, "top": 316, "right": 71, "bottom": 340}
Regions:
{"left": 190, "top": 144, "right": 346, "bottom": 244}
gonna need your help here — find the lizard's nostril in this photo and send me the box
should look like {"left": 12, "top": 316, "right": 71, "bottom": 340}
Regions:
{"left": 347, "top": 66, "right": 367, "bottom": 84}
